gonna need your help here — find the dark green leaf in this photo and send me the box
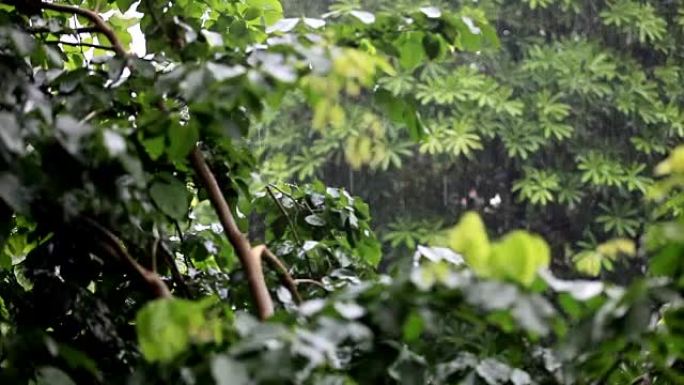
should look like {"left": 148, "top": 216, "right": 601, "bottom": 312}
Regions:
{"left": 149, "top": 174, "right": 190, "bottom": 220}
{"left": 167, "top": 122, "right": 199, "bottom": 162}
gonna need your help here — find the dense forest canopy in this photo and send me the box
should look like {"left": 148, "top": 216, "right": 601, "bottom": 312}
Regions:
{"left": 0, "top": 0, "right": 683, "bottom": 384}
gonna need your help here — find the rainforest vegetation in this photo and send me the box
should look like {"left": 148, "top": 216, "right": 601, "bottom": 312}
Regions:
{"left": 1, "top": 0, "right": 684, "bottom": 384}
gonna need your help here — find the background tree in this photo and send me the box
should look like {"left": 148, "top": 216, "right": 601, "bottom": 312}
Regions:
{"left": 261, "top": 0, "right": 684, "bottom": 278}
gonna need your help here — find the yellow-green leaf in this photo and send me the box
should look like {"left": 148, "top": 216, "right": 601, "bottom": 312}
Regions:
{"left": 136, "top": 298, "right": 220, "bottom": 363}
{"left": 655, "top": 145, "right": 684, "bottom": 175}
{"left": 488, "top": 231, "right": 550, "bottom": 286}
{"left": 446, "top": 211, "right": 491, "bottom": 274}
{"left": 573, "top": 251, "right": 603, "bottom": 277}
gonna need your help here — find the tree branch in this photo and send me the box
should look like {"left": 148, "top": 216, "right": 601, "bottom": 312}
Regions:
{"left": 44, "top": 40, "right": 115, "bottom": 51}
{"left": 82, "top": 218, "right": 171, "bottom": 299}
{"left": 28, "top": 26, "right": 99, "bottom": 34}
{"left": 14, "top": 0, "right": 288, "bottom": 320}
{"left": 189, "top": 146, "right": 275, "bottom": 320}
{"left": 254, "top": 245, "right": 302, "bottom": 304}
{"left": 38, "top": 1, "right": 127, "bottom": 56}
{"left": 2, "top": 0, "right": 128, "bottom": 57}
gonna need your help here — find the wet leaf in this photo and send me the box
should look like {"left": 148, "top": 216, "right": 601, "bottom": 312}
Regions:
{"left": 150, "top": 174, "right": 190, "bottom": 220}
{"left": 36, "top": 367, "right": 76, "bottom": 385}
{"left": 211, "top": 355, "right": 249, "bottom": 385}
{"left": 350, "top": 10, "right": 375, "bottom": 24}
{"left": 420, "top": 6, "right": 442, "bottom": 18}
{"left": 305, "top": 214, "right": 326, "bottom": 227}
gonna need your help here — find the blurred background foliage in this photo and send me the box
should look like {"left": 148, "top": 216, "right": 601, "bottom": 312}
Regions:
{"left": 257, "top": 0, "right": 684, "bottom": 279}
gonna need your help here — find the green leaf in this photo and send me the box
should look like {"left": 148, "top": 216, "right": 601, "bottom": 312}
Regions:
{"left": 395, "top": 32, "right": 426, "bottom": 70}
{"left": 142, "top": 135, "right": 165, "bottom": 160}
{"left": 0, "top": 252, "right": 10, "bottom": 270}
{"left": 350, "top": 10, "right": 375, "bottom": 24}
{"left": 36, "top": 367, "right": 77, "bottom": 385}
{"left": 358, "top": 236, "right": 382, "bottom": 267}
{"left": 420, "top": 6, "right": 442, "bottom": 18}
{"left": 305, "top": 214, "right": 326, "bottom": 226}
{"left": 0, "top": 172, "right": 29, "bottom": 213}
{"left": 476, "top": 358, "right": 511, "bottom": 385}
{"left": 655, "top": 145, "right": 684, "bottom": 175}
{"left": 446, "top": 211, "right": 491, "bottom": 274}
{"left": 573, "top": 251, "right": 603, "bottom": 277}
{"left": 9, "top": 29, "right": 36, "bottom": 56}
{"left": 116, "top": 0, "right": 136, "bottom": 12}
{"left": 149, "top": 174, "right": 190, "bottom": 221}
{"left": 446, "top": 212, "right": 549, "bottom": 286}
{"left": 108, "top": 14, "right": 137, "bottom": 50}
{"left": 488, "top": 231, "right": 550, "bottom": 286}
{"left": 454, "top": 16, "right": 483, "bottom": 52}
{"left": 422, "top": 34, "right": 447, "bottom": 60}
{"left": 0, "top": 112, "right": 23, "bottom": 154}
{"left": 211, "top": 355, "right": 250, "bottom": 385}
{"left": 402, "top": 311, "right": 424, "bottom": 342}
{"left": 135, "top": 298, "right": 216, "bottom": 363}
{"left": 388, "top": 346, "right": 427, "bottom": 385}
{"left": 374, "top": 90, "right": 424, "bottom": 140}
{"left": 245, "top": 0, "right": 283, "bottom": 25}
{"left": 0, "top": 295, "right": 8, "bottom": 319}
{"left": 102, "top": 130, "right": 127, "bottom": 157}
{"left": 166, "top": 122, "right": 199, "bottom": 162}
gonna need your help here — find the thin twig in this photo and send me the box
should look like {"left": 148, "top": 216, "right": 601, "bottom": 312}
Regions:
{"left": 266, "top": 186, "right": 303, "bottom": 245}
{"left": 174, "top": 220, "right": 185, "bottom": 243}
{"left": 173, "top": 220, "right": 193, "bottom": 269}
{"left": 268, "top": 183, "right": 316, "bottom": 215}
{"left": 28, "top": 26, "right": 99, "bottom": 34}
{"left": 44, "top": 40, "right": 115, "bottom": 51}
{"left": 82, "top": 218, "right": 171, "bottom": 298}
{"left": 190, "top": 146, "right": 274, "bottom": 320}
{"left": 265, "top": 185, "right": 314, "bottom": 275}
{"left": 294, "top": 278, "right": 328, "bottom": 290}
{"left": 151, "top": 237, "right": 159, "bottom": 273}
{"left": 79, "top": 110, "right": 100, "bottom": 124}
{"left": 158, "top": 242, "right": 193, "bottom": 299}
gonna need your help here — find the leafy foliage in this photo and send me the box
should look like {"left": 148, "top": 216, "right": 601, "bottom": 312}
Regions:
{"left": 0, "top": 1, "right": 684, "bottom": 385}
{"left": 255, "top": 0, "right": 684, "bottom": 277}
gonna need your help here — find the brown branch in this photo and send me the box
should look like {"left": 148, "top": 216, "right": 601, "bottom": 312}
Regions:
{"left": 189, "top": 146, "right": 275, "bottom": 320}
{"left": 38, "top": 1, "right": 127, "bottom": 56}
{"left": 44, "top": 40, "right": 115, "bottom": 51}
{"left": 28, "top": 26, "right": 99, "bottom": 34}
{"left": 1, "top": 0, "right": 128, "bottom": 57}
{"left": 82, "top": 218, "right": 171, "bottom": 299}
{"left": 254, "top": 245, "right": 302, "bottom": 304}
{"left": 15, "top": 0, "right": 285, "bottom": 320}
